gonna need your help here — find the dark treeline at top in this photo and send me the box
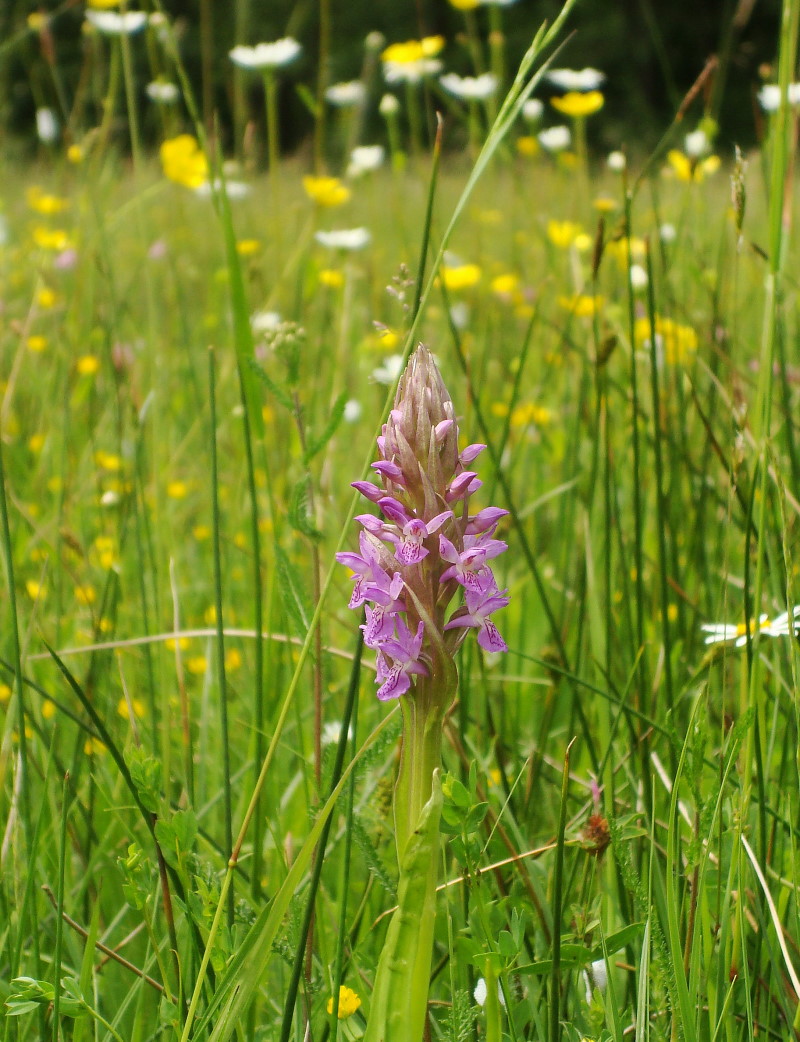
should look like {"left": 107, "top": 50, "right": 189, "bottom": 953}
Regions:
{"left": 2, "top": 0, "right": 781, "bottom": 159}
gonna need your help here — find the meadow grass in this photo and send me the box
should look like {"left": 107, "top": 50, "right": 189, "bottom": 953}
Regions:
{"left": 3, "top": 4, "right": 800, "bottom": 1042}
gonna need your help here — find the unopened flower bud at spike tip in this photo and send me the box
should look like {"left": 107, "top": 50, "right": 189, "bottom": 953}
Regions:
{"left": 339, "top": 344, "right": 510, "bottom": 701}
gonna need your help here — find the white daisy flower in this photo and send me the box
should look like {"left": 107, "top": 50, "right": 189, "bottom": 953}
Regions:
{"left": 325, "top": 81, "right": 366, "bottom": 107}
{"left": 439, "top": 72, "right": 498, "bottom": 101}
{"left": 85, "top": 10, "right": 148, "bottom": 35}
{"left": 522, "top": 98, "right": 544, "bottom": 123}
{"left": 538, "top": 125, "right": 571, "bottom": 152}
{"left": 36, "top": 107, "right": 59, "bottom": 143}
{"left": 701, "top": 607, "right": 800, "bottom": 646}
{"left": 146, "top": 81, "right": 180, "bottom": 104}
{"left": 545, "top": 67, "right": 605, "bottom": 92}
{"left": 371, "top": 354, "right": 405, "bottom": 385}
{"left": 607, "top": 150, "right": 626, "bottom": 171}
{"left": 347, "top": 145, "right": 385, "bottom": 177}
{"left": 684, "top": 128, "right": 710, "bottom": 157}
{"left": 229, "top": 38, "right": 302, "bottom": 70}
{"left": 315, "top": 227, "right": 371, "bottom": 250}
{"left": 758, "top": 83, "right": 800, "bottom": 112}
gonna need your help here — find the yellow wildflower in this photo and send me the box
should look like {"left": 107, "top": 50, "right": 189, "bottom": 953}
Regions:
{"left": 665, "top": 150, "right": 721, "bottom": 183}
{"left": 37, "top": 287, "right": 57, "bottom": 308}
{"left": 84, "top": 737, "right": 107, "bottom": 756}
{"left": 490, "top": 273, "right": 520, "bottom": 297}
{"left": 593, "top": 196, "right": 617, "bottom": 212}
{"left": 117, "top": 697, "right": 146, "bottom": 720}
{"left": 319, "top": 268, "right": 344, "bottom": 288}
{"left": 557, "top": 293, "right": 603, "bottom": 318}
{"left": 449, "top": 0, "right": 480, "bottom": 8}
{"left": 441, "top": 263, "right": 481, "bottom": 290}
{"left": 160, "top": 135, "right": 209, "bottom": 189}
{"left": 550, "top": 91, "right": 604, "bottom": 117}
{"left": 327, "top": 985, "right": 362, "bottom": 1019}
{"left": 27, "top": 12, "right": 46, "bottom": 30}
{"left": 27, "top": 187, "right": 69, "bottom": 215}
{"left": 28, "top": 433, "right": 45, "bottom": 453}
{"left": 303, "top": 175, "right": 351, "bottom": 207}
{"left": 74, "top": 584, "right": 97, "bottom": 606}
{"left": 546, "top": 220, "right": 584, "bottom": 249}
{"left": 167, "top": 480, "right": 188, "bottom": 499}
{"left": 32, "top": 227, "right": 73, "bottom": 250}
{"left": 634, "top": 315, "right": 698, "bottom": 365}
{"left": 186, "top": 656, "right": 208, "bottom": 675}
{"left": 516, "top": 135, "right": 540, "bottom": 157}
{"left": 236, "top": 239, "right": 261, "bottom": 256}
{"left": 0, "top": 683, "right": 12, "bottom": 704}
{"left": 165, "top": 637, "right": 190, "bottom": 651}
{"left": 94, "top": 536, "right": 117, "bottom": 570}
{"left": 225, "top": 648, "right": 242, "bottom": 671}
{"left": 77, "top": 355, "right": 100, "bottom": 375}
{"left": 381, "top": 36, "right": 444, "bottom": 64}
{"left": 42, "top": 700, "right": 56, "bottom": 720}
{"left": 511, "top": 403, "right": 552, "bottom": 427}
{"left": 88, "top": 0, "right": 124, "bottom": 7}
{"left": 95, "top": 451, "right": 122, "bottom": 471}
{"left": 26, "top": 335, "right": 48, "bottom": 352}
{"left": 67, "top": 144, "right": 84, "bottom": 164}
{"left": 192, "top": 524, "right": 211, "bottom": 541}
{"left": 26, "top": 579, "right": 45, "bottom": 600}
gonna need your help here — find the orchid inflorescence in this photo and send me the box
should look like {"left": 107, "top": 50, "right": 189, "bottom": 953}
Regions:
{"left": 337, "top": 345, "right": 509, "bottom": 701}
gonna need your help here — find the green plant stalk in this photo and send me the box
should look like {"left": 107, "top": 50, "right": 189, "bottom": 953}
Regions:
{"left": 329, "top": 646, "right": 361, "bottom": 1042}
{"left": 208, "top": 346, "right": 234, "bottom": 927}
{"left": 394, "top": 685, "right": 446, "bottom": 863}
{"left": 644, "top": 244, "right": 675, "bottom": 717}
{"left": 53, "top": 771, "right": 69, "bottom": 1042}
{"left": 363, "top": 771, "right": 443, "bottom": 1042}
{"left": 0, "top": 401, "right": 44, "bottom": 1033}
{"left": 548, "top": 739, "right": 574, "bottom": 1042}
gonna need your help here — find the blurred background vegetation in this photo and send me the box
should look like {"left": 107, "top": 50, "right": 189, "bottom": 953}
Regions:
{"left": 1, "top": 0, "right": 782, "bottom": 158}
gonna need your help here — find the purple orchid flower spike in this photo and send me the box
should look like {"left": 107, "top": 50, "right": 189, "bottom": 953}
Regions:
{"left": 338, "top": 343, "right": 509, "bottom": 723}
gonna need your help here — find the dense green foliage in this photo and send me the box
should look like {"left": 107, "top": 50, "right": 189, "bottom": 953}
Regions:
{"left": 2, "top": 2, "right": 800, "bottom": 1041}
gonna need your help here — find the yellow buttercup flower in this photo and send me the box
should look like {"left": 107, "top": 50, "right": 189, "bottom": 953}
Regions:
{"left": 160, "top": 135, "right": 209, "bottom": 189}
{"left": 32, "top": 227, "right": 73, "bottom": 250}
{"left": 74, "top": 584, "right": 97, "bottom": 606}
{"left": 441, "top": 263, "right": 481, "bottom": 291}
{"left": 236, "top": 239, "right": 261, "bottom": 256}
{"left": 302, "top": 175, "right": 351, "bottom": 207}
{"left": 381, "top": 36, "right": 444, "bottom": 65}
{"left": 67, "top": 144, "right": 84, "bottom": 164}
{"left": 666, "top": 150, "right": 721, "bottom": 183}
{"left": 37, "top": 287, "right": 58, "bottom": 308}
{"left": 557, "top": 293, "right": 604, "bottom": 318}
{"left": 327, "top": 985, "right": 362, "bottom": 1019}
{"left": 77, "top": 355, "right": 100, "bottom": 375}
{"left": 118, "top": 697, "right": 146, "bottom": 720}
{"left": 546, "top": 219, "right": 584, "bottom": 249}
{"left": 516, "top": 135, "right": 540, "bottom": 157}
{"left": 27, "top": 187, "right": 69, "bottom": 214}
{"left": 550, "top": 90, "right": 604, "bottom": 117}
{"left": 490, "top": 273, "right": 520, "bottom": 297}
{"left": 167, "top": 480, "right": 189, "bottom": 499}
{"left": 26, "top": 335, "right": 48, "bottom": 352}
{"left": 634, "top": 315, "right": 698, "bottom": 365}
{"left": 449, "top": 0, "right": 480, "bottom": 8}
{"left": 511, "top": 403, "right": 552, "bottom": 427}
{"left": 319, "top": 268, "right": 344, "bottom": 288}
